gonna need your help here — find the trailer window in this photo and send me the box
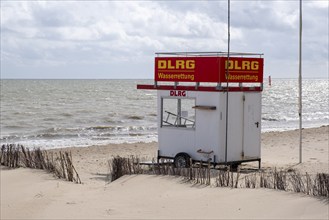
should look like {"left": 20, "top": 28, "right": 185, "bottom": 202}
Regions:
{"left": 161, "top": 98, "right": 195, "bottom": 128}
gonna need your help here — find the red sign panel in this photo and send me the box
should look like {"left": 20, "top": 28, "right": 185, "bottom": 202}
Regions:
{"left": 155, "top": 57, "right": 264, "bottom": 83}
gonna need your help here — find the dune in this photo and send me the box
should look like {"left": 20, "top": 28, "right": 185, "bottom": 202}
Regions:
{"left": 1, "top": 126, "right": 328, "bottom": 219}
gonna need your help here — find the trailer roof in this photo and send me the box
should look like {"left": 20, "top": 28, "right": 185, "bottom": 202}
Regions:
{"left": 155, "top": 51, "right": 263, "bottom": 57}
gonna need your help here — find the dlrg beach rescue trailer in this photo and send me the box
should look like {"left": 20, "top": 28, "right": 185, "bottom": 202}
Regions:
{"left": 137, "top": 52, "right": 264, "bottom": 168}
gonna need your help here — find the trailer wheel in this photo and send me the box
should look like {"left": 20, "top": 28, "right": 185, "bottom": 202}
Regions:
{"left": 174, "top": 153, "right": 191, "bottom": 168}
{"left": 230, "top": 163, "right": 240, "bottom": 171}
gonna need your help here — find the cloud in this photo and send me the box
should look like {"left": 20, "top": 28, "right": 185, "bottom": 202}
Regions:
{"left": 1, "top": 0, "right": 328, "bottom": 79}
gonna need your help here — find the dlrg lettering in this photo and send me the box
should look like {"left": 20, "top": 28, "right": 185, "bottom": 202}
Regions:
{"left": 158, "top": 60, "right": 195, "bottom": 70}
{"left": 225, "top": 60, "right": 259, "bottom": 71}
{"left": 170, "top": 90, "right": 186, "bottom": 97}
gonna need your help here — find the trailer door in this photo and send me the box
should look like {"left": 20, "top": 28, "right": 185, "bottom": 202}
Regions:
{"left": 243, "top": 92, "right": 261, "bottom": 158}
{"left": 226, "top": 92, "right": 244, "bottom": 162}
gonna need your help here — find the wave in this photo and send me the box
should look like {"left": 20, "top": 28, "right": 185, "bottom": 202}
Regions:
{"left": 86, "top": 126, "right": 116, "bottom": 131}
{"left": 60, "top": 113, "right": 74, "bottom": 117}
{"left": 1, "top": 132, "right": 80, "bottom": 141}
{"left": 43, "top": 125, "right": 157, "bottom": 133}
{"left": 43, "top": 118, "right": 57, "bottom": 122}
{"left": 262, "top": 117, "right": 279, "bottom": 122}
{"left": 104, "top": 118, "right": 124, "bottom": 124}
{"left": 125, "top": 115, "right": 144, "bottom": 120}
{"left": 3, "top": 125, "right": 25, "bottom": 129}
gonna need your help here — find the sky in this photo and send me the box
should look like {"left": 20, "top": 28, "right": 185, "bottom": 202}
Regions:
{"left": 1, "top": 0, "right": 328, "bottom": 79}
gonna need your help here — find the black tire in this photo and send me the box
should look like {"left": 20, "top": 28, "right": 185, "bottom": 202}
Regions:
{"left": 174, "top": 153, "right": 191, "bottom": 168}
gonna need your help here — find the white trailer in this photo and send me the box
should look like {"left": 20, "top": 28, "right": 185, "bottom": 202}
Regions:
{"left": 138, "top": 52, "right": 264, "bottom": 168}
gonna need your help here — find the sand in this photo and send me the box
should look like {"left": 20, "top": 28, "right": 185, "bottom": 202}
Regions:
{"left": 1, "top": 126, "right": 328, "bottom": 219}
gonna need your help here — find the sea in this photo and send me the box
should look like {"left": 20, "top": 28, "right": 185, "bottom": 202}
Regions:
{"left": 0, "top": 79, "right": 328, "bottom": 149}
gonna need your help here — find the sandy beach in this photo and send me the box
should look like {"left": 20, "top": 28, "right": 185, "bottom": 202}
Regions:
{"left": 1, "top": 126, "right": 328, "bottom": 219}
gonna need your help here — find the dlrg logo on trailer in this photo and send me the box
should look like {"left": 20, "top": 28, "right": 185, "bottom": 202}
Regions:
{"left": 138, "top": 52, "right": 264, "bottom": 170}
{"left": 225, "top": 60, "right": 259, "bottom": 71}
{"left": 170, "top": 91, "right": 186, "bottom": 97}
{"left": 157, "top": 60, "right": 195, "bottom": 70}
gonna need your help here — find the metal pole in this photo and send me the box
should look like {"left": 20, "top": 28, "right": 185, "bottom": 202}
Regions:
{"left": 225, "top": 0, "right": 230, "bottom": 163}
{"left": 177, "top": 99, "right": 181, "bottom": 126}
{"left": 298, "top": 0, "right": 303, "bottom": 163}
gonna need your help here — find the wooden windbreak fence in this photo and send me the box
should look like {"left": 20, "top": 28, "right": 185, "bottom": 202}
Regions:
{"left": 0, "top": 144, "right": 81, "bottom": 184}
{"left": 108, "top": 156, "right": 328, "bottom": 198}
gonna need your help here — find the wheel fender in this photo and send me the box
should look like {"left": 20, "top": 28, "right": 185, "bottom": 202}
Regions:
{"left": 175, "top": 152, "right": 190, "bottom": 159}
